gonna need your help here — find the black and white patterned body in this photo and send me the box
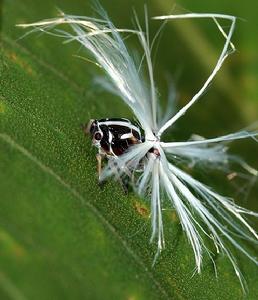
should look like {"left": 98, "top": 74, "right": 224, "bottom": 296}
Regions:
{"left": 88, "top": 118, "right": 142, "bottom": 157}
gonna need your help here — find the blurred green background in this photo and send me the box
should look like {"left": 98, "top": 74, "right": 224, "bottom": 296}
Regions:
{"left": 0, "top": 0, "right": 257, "bottom": 299}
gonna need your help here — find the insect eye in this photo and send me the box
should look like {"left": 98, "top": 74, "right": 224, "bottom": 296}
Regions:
{"left": 94, "top": 132, "right": 102, "bottom": 141}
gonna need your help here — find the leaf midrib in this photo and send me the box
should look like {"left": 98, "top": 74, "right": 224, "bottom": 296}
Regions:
{"left": 0, "top": 133, "right": 173, "bottom": 299}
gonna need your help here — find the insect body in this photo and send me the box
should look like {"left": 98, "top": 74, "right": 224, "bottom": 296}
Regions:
{"left": 86, "top": 118, "right": 142, "bottom": 177}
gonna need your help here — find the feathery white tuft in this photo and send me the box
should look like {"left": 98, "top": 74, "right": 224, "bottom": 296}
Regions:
{"left": 18, "top": 7, "right": 258, "bottom": 292}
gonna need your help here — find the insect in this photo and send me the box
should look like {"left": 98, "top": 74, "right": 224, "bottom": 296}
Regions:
{"left": 85, "top": 118, "right": 159, "bottom": 180}
{"left": 85, "top": 118, "right": 143, "bottom": 177}
{"left": 19, "top": 5, "right": 258, "bottom": 292}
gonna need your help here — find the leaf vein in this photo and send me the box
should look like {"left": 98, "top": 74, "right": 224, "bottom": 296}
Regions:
{"left": 0, "top": 133, "right": 172, "bottom": 300}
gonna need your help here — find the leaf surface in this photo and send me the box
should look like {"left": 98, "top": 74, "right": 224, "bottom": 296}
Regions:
{"left": 0, "top": 1, "right": 257, "bottom": 299}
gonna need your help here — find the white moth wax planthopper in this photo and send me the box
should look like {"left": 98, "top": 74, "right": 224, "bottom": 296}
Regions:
{"left": 17, "top": 4, "right": 258, "bottom": 292}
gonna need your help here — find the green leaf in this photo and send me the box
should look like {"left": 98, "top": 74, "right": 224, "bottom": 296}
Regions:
{"left": 0, "top": 1, "right": 257, "bottom": 299}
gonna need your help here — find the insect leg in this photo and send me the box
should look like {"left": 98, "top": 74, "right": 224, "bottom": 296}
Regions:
{"left": 96, "top": 152, "right": 104, "bottom": 180}
{"left": 109, "top": 159, "right": 130, "bottom": 194}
